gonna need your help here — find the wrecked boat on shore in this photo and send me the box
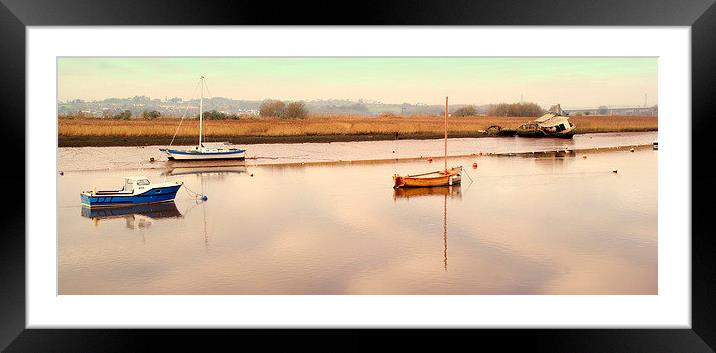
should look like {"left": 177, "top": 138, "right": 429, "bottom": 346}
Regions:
{"left": 515, "top": 104, "right": 576, "bottom": 139}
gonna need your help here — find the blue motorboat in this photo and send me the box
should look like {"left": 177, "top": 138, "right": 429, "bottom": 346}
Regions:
{"left": 80, "top": 176, "right": 183, "bottom": 208}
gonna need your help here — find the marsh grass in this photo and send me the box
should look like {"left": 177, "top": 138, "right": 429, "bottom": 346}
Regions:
{"left": 58, "top": 115, "right": 657, "bottom": 138}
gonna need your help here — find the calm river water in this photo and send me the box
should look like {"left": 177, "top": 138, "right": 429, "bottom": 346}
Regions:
{"left": 58, "top": 137, "right": 657, "bottom": 294}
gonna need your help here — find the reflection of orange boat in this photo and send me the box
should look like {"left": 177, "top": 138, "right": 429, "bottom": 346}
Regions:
{"left": 393, "top": 185, "right": 462, "bottom": 200}
{"left": 393, "top": 169, "right": 462, "bottom": 189}
{"left": 443, "top": 193, "right": 448, "bottom": 271}
{"left": 393, "top": 96, "right": 462, "bottom": 189}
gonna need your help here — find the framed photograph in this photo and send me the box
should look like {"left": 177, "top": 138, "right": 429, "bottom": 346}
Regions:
{"left": 3, "top": 0, "right": 715, "bottom": 351}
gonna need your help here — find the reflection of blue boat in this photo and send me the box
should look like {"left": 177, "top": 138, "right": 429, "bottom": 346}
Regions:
{"left": 80, "top": 176, "right": 183, "bottom": 208}
{"left": 81, "top": 202, "right": 182, "bottom": 230}
{"left": 81, "top": 201, "right": 183, "bottom": 220}
{"left": 162, "top": 162, "right": 248, "bottom": 176}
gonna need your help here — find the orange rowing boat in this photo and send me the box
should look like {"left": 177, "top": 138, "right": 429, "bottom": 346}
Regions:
{"left": 393, "top": 166, "right": 462, "bottom": 188}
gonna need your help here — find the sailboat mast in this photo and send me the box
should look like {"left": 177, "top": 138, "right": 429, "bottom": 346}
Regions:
{"left": 199, "top": 76, "right": 204, "bottom": 147}
{"left": 444, "top": 96, "right": 448, "bottom": 173}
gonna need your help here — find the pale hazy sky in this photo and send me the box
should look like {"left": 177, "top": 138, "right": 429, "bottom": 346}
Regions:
{"left": 58, "top": 57, "right": 657, "bottom": 107}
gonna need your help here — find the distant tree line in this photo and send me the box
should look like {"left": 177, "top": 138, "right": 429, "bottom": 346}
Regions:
{"left": 115, "top": 109, "right": 160, "bottom": 120}
{"left": 59, "top": 109, "right": 162, "bottom": 120}
{"left": 58, "top": 101, "right": 547, "bottom": 119}
{"left": 452, "top": 105, "right": 479, "bottom": 117}
{"left": 195, "top": 110, "right": 242, "bottom": 120}
{"left": 59, "top": 109, "right": 255, "bottom": 120}
{"left": 259, "top": 99, "right": 308, "bottom": 119}
{"left": 448, "top": 103, "right": 545, "bottom": 117}
{"left": 114, "top": 110, "right": 133, "bottom": 120}
{"left": 486, "top": 102, "right": 544, "bottom": 117}
{"left": 142, "top": 110, "right": 161, "bottom": 119}
{"left": 57, "top": 111, "right": 94, "bottom": 119}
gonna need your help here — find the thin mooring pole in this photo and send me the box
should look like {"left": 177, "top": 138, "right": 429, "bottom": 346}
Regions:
{"left": 444, "top": 96, "right": 448, "bottom": 173}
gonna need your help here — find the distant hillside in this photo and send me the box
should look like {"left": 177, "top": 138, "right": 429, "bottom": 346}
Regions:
{"left": 58, "top": 96, "right": 491, "bottom": 117}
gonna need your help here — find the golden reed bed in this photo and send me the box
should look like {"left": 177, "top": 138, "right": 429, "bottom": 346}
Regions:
{"left": 58, "top": 115, "right": 658, "bottom": 138}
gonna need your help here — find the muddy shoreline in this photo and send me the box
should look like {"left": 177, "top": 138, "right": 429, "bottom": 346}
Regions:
{"left": 58, "top": 131, "right": 658, "bottom": 172}
{"left": 59, "top": 128, "right": 658, "bottom": 147}
{"left": 256, "top": 144, "right": 655, "bottom": 168}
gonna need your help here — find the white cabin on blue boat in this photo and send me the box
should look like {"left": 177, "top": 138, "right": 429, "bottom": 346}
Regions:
{"left": 81, "top": 176, "right": 183, "bottom": 208}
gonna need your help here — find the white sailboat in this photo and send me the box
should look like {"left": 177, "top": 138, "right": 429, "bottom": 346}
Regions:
{"left": 161, "top": 76, "right": 246, "bottom": 160}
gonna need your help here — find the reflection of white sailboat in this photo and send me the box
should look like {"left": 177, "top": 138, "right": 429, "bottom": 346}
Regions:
{"left": 163, "top": 163, "right": 248, "bottom": 177}
{"left": 160, "top": 76, "right": 246, "bottom": 161}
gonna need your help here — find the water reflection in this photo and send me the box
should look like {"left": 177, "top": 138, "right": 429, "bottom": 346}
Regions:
{"left": 169, "top": 168, "right": 219, "bottom": 250}
{"left": 392, "top": 185, "right": 462, "bottom": 201}
{"left": 443, "top": 193, "right": 448, "bottom": 271}
{"left": 60, "top": 150, "right": 657, "bottom": 294}
{"left": 81, "top": 202, "right": 182, "bottom": 230}
{"left": 165, "top": 162, "right": 244, "bottom": 249}
{"left": 163, "top": 161, "right": 248, "bottom": 177}
{"left": 393, "top": 186, "right": 459, "bottom": 271}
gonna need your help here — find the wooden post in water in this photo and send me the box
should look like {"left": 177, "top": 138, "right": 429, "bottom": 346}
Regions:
{"left": 444, "top": 96, "right": 448, "bottom": 173}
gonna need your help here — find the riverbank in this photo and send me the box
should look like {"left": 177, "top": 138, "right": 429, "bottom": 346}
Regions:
{"left": 58, "top": 115, "right": 658, "bottom": 147}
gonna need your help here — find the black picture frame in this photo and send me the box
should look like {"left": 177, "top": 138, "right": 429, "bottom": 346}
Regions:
{"left": 2, "top": 0, "right": 715, "bottom": 351}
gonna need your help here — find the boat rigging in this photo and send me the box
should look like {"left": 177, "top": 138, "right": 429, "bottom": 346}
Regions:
{"left": 160, "top": 76, "right": 247, "bottom": 160}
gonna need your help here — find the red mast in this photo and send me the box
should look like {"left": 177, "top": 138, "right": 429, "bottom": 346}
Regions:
{"left": 444, "top": 96, "right": 448, "bottom": 173}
